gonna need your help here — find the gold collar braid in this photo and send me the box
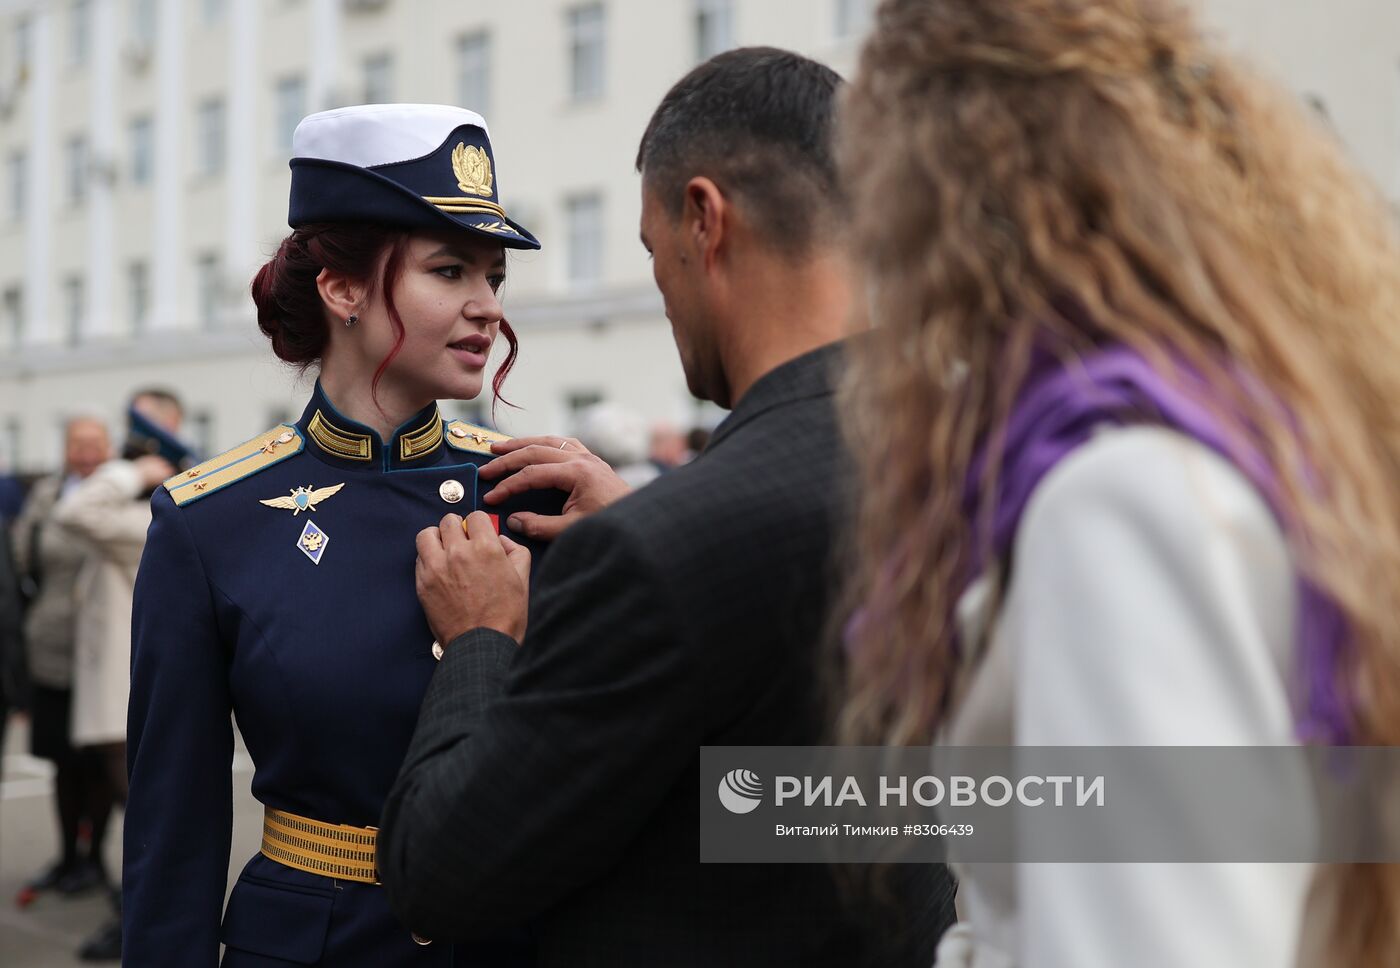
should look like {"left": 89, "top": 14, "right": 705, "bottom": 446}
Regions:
{"left": 399, "top": 408, "right": 444, "bottom": 462}
{"left": 308, "top": 410, "right": 373, "bottom": 462}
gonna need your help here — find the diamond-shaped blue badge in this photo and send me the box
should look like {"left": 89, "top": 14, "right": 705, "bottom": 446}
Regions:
{"left": 297, "top": 519, "right": 329, "bottom": 565}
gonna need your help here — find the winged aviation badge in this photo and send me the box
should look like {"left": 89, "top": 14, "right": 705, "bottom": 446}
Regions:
{"left": 259, "top": 483, "right": 346, "bottom": 516}
{"left": 451, "top": 143, "right": 493, "bottom": 196}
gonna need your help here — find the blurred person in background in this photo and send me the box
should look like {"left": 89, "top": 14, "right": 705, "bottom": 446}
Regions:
{"left": 12, "top": 416, "right": 114, "bottom": 906}
{"left": 51, "top": 390, "right": 188, "bottom": 961}
{"left": 646, "top": 421, "right": 690, "bottom": 473}
{"left": 0, "top": 467, "right": 23, "bottom": 523}
{"left": 0, "top": 460, "right": 28, "bottom": 758}
{"left": 838, "top": 1, "right": 1400, "bottom": 966}
{"left": 0, "top": 504, "right": 25, "bottom": 762}
{"left": 574, "top": 401, "right": 660, "bottom": 487}
{"left": 124, "top": 104, "right": 559, "bottom": 967}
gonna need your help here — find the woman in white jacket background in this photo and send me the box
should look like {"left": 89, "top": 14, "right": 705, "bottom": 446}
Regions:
{"left": 12, "top": 416, "right": 116, "bottom": 905}
{"left": 50, "top": 388, "right": 184, "bottom": 961}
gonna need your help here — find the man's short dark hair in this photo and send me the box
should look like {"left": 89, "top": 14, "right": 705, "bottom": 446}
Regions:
{"left": 131, "top": 388, "right": 183, "bottom": 419}
{"left": 636, "top": 47, "right": 842, "bottom": 257}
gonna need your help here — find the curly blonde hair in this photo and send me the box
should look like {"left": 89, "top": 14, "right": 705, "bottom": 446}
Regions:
{"left": 836, "top": 0, "right": 1400, "bottom": 959}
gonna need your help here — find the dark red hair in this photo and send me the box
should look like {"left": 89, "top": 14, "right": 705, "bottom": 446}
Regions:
{"left": 250, "top": 222, "right": 519, "bottom": 411}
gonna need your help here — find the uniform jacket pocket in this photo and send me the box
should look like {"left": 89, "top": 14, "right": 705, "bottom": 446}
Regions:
{"left": 221, "top": 875, "right": 335, "bottom": 964}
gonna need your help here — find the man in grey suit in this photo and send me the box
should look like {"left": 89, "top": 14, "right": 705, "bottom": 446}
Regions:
{"left": 379, "top": 47, "right": 956, "bottom": 966}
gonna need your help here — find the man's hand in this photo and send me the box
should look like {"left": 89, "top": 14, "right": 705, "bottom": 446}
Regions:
{"left": 133, "top": 456, "right": 176, "bottom": 490}
{"left": 479, "top": 436, "right": 632, "bottom": 541}
{"left": 415, "top": 511, "right": 531, "bottom": 645}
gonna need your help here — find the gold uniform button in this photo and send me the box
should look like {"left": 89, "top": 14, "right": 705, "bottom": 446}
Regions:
{"left": 412, "top": 932, "right": 433, "bottom": 946}
{"left": 439, "top": 479, "right": 465, "bottom": 504}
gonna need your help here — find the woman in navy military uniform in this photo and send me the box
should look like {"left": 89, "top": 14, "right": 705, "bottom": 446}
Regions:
{"left": 124, "top": 105, "right": 557, "bottom": 967}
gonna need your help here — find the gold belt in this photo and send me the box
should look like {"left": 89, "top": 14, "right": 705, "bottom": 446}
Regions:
{"left": 260, "top": 806, "right": 380, "bottom": 885}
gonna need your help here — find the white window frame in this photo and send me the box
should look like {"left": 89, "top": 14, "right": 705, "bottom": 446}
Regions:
{"left": 835, "top": 0, "right": 872, "bottom": 38}
{"left": 196, "top": 97, "right": 225, "bottom": 177}
{"left": 69, "top": 0, "right": 90, "bottom": 68}
{"left": 694, "top": 0, "right": 734, "bottom": 62}
{"left": 567, "top": 4, "right": 606, "bottom": 102}
{"left": 7, "top": 152, "right": 23, "bottom": 221}
{"left": 3, "top": 418, "right": 21, "bottom": 471}
{"left": 362, "top": 52, "right": 393, "bottom": 104}
{"left": 129, "top": 116, "right": 153, "bottom": 186}
{"left": 63, "top": 276, "right": 84, "bottom": 345}
{"left": 65, "top": 136, "right": 87, "bottom": 206}
{"left": 189, "top": 411, "right": 215, "bottom": 457}
{"left": 456, "top": 31, "right": 491, "bottom": 115}
{"left": 196, "top": 252, "right": 222, "bottom": 329}
{"left": 128, "top": 261, "right": 149, "bottom": 334}
{"left": 275, "top": 76, "right": 306, "bottom": 155}
{"left": 129, "top": 0, "right": 157, "bottom": 49}
{"left": 565, "top": 192, "right": 604, "bottom": 288}
{"left": 15, "top": 17, "right": 32, "bottom": 73}
{"left": 2, "top": 286, "right": 22, "bottom": 350}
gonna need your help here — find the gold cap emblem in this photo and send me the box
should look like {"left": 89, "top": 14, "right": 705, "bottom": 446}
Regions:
{"left": 451, "top": 143, "right": 493, "bottom": 197}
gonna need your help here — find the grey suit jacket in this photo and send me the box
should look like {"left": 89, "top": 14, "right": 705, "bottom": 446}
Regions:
{"left": 380, "top": 341, "right": 955, "bottom": 966}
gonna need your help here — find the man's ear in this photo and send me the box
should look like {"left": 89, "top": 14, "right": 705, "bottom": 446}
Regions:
{"left": 315, "top": 268, "right": 365, "bottom": 323}
{"left": 682, "top": 176, "right": 727, "bottom": 270}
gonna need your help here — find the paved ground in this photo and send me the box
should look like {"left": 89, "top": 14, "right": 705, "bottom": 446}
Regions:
{"left": 0, "top": 717, "right": 261, "bottom": 966}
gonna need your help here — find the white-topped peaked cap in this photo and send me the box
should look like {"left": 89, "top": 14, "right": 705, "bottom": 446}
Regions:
{"left": 292, "top": 104, "right": 489, "bottom": 168}
{"left": 286, "top": 103, "right": 538, "bottom": 249}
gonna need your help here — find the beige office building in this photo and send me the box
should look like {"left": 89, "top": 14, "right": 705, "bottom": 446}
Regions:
{"left": 0, "top": 0, "right": 1396, "bottom": 470}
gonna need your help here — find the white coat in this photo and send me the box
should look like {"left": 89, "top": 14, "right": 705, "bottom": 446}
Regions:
{"left": 52, "top": 459, "right": 151, "bottom": 747}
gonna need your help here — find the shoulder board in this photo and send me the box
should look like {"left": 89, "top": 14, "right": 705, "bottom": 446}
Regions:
{"left": 445, "top": 420, "right": 512, "bottom": 455}
{"left": 162, "top": 425, "right": 304, "bottom": 507}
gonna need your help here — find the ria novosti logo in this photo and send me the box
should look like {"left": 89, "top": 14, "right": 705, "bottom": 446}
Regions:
{"left": 717, "top": 769, "right": 764, "bottom": 814}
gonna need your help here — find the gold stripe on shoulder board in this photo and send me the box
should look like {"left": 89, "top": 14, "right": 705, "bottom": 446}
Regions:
{"left": 164, "top": 425, "right": 304, "bottom": 507}
{"left": 445, "top": 420, "right": 511, "bottom": 455}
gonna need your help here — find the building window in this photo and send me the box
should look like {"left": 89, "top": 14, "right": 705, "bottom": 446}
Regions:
{"left": 6, "top": 152, "right": 23, "bottom": 221}
{"left": 63, "top": 276, "right": 84, "bottom": 346}
{"left": 362, "top": 52, "right": 393, "bottom": 103}
{"left": 2, "top": 286, "right": 21, "bottom": 349}
{"left": 835, "top": 0, "right": 872, "bottom": 37}
{"left": 130, "top": 0, "right": 157, "bottom": 49}
{"left": 565, "top": 192, "right": 604, "bottom": 288}
{"left": 69, "top": 0, "right": 90, "bottom": 67}
{"left": 128, "top": 261, "right": 149, "bottom": 334}
{"left": 3, "top": 418, "right": 20, "bottom": 470}
{"left": 456, "top": 31, "right": 491, "bottom": 115}
{"left": 65, "top": 136, "right": 87, "bottom": 206}
{"left": 565, "top": 389, "right": 604, "bottom": 430}
{"left": 567, "top": 4, "right": 606, "bottom": 102}
{"left": 129, "top": 116, "right": 153, "bottom": 185}
{"left": 196, "top": 253, "right": 222, "bottom": 328}
{"left": 196, "top": 97, "right": 225, "bottom": 177}
{"left": 275, "top": 76, "right": 306, "bottom": 154}
{"left": 14, "top": 17, "right": 31, "bottom": 73}
{"left": 188, "top": 412, "right": 214, "bottom": 456}
{"left": 694, "top": 0, "right": 734, "bottom": 61}
{"left": 202, "top": 0, "right": 226, "bottom": 25}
